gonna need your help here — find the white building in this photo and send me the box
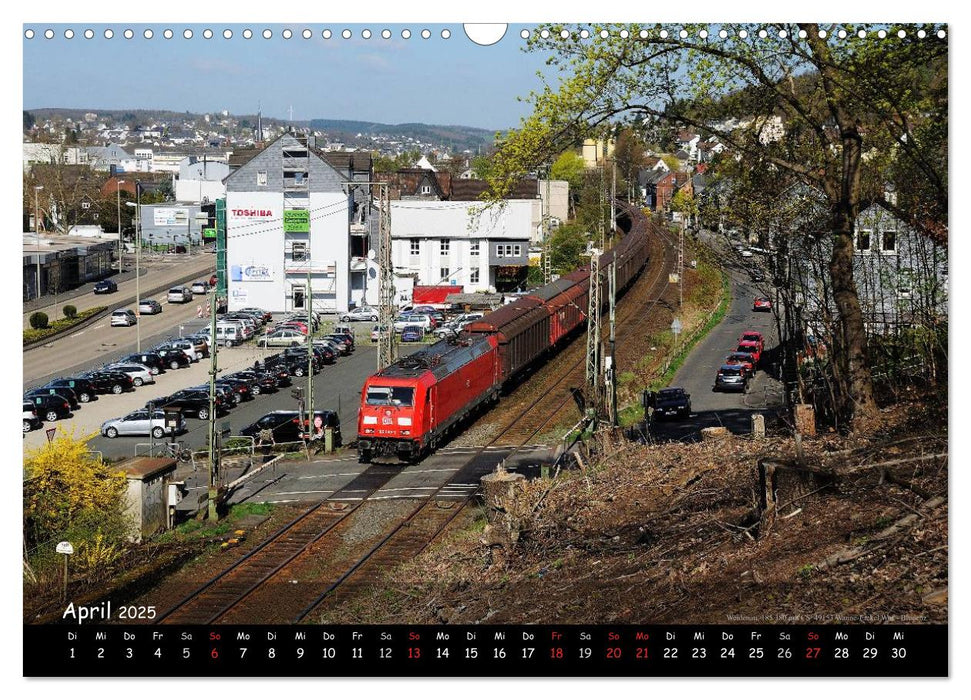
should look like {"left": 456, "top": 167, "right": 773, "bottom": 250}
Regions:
{"left": 224, "top": 134, "right": 370, "bottom": 315}
{"left": 175, "top": 157, "right": 230, "bottom": 204}
{"left": 389, "top": 200, "right": 533, "bottom": 294}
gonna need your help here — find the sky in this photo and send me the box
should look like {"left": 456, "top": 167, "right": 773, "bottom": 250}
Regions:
{"left": 22, "top": 23, "right": 553, "bottom": 131}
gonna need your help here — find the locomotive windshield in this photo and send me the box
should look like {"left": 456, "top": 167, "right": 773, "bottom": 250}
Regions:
{"left": 366, "top": 386, "right": 415, "bottom": 407}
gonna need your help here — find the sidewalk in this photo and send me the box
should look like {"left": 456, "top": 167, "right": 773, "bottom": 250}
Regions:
{"left": 24, "top": 253, "right": 217, "bottom": 330}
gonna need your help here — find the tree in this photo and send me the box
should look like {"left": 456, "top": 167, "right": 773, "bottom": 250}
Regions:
{"left": 612, "top": 127, "right": 648, "bottom": 198}
{"left": 470, "top": 155, "right": 493, "bottom": 179}
{"left": 550, "top": 150, "right": 584, "bottom": 190}
{"left": 548, "top": 223, "right": 589, "bottom": 274}
{"left": 23, "top": 110, "right": 35, "bottom": 131}
{"left": 488, "top": 23, "right": 947, "bottom": 432}
{"left": 23, "top": 432, "right": 130, "bottom": 552}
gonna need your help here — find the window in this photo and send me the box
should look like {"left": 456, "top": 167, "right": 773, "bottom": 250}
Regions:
{"left": 856, "top": 229, "right": 871, "bottom": 252}
{"left": 514, "top": 244, "right": 522, "bottom": 257}
{"left": 470, "top": 240, "right": 479, "bottom": 256}
{"left": 366, "top": 386, "right": 414, "bottom": 406}
{"left": 496, "top": 244, "right": 504, "bottom": 257}
{"left": 291, "top": 242, "right": 307, "bottom": 261}
{"left": 440, "top": 239, "right": 450, "bottom": 255}
{"left": 256, "top": 170, "right": 268, "bottom": 187}
{"left": 421, "top": 184, "right": 431, "bottom": 195}
{"left": 410, "top": 240, "right": 420, "bottom": 256}
{"left": 881, "top": 230, "right": 897, "bottom": 253}
{"left": 440, "top": 267, "right": 450, "bottom": 281}
{"left": 470, "top": 268, "right": 479, "bottom": 284}
{"left": 292, "top": 286, "right": 305, "bottom": 309}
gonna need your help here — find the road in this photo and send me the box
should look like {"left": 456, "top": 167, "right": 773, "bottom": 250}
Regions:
{"left": 647, "top": 258, "right": 784, "bottom": 442}
{"left": 24, "top": 252, "right": 216, "bottom": 329}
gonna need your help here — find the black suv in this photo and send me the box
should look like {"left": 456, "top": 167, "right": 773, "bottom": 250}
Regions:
{"left": 83, "top": 370, "right": 135, "bottom": 395}
{"left": 229, "top": 370, "right": 279, "bottom": 394}
{"left": 152, "top": 390, "right": 224, "bottom": 419}
{"left": 154, "top": 346, "right": 193, "bottom": 370}
{"left": 644, "top": 387, "right": 692, "bottom": 420}
{"left": 241, "top": 410, "right": 342, "bottom": 445}
{"left": 45, "top": 378, "right": 98, "bottom": 404}
{"left": 26, "top": 386, "right": 80, "bottom": 411}
{"left": 25, "top": 394, "right": 72, "bottom": 422}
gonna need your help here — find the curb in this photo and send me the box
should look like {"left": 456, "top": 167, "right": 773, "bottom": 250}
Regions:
{"left": 23, "top": 264, "right": 217, "bottom": 353}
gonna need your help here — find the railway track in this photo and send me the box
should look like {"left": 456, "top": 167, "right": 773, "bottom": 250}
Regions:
{"left": 153, "top": 204, "right": 671, "bottom": 625}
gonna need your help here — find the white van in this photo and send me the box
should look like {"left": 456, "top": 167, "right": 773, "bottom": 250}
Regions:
{"left": 214, "top": 322, "right": 246, "bottom": 347}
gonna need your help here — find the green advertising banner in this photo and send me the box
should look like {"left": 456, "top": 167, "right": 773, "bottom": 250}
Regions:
{"left": 202, "top": 227, "right": 216, "bottom": 240}
{"left": 284, "top": 209, "right": 310, "bottom": 233}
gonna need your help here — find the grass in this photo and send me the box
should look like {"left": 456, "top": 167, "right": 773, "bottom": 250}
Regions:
{"left": 24, "top": 306, "right": 107, "bottom": 345}
{"left": 154, "top": 502, "right": 276, "bottom": 543}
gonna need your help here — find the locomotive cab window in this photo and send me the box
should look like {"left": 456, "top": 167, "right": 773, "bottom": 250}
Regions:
{"left": 366, "top": 386, "right": 415, "bottom": 406}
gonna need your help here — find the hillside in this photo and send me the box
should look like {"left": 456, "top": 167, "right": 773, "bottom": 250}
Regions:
{"left": 309, "top": 118, "right": 497, "bottom": 151}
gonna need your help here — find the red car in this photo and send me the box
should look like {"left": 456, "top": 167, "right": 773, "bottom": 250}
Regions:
{"left": 753, "top": 297, "right": 772, "bottom": 312}
{"left": 725, "top": 352, "right": 756, "bottom": 377}
{"left": 736, "top": 341, "right": 761, "bottom": 364}
{"left": 738, "top": 331, "right": 765, "bottom": 352}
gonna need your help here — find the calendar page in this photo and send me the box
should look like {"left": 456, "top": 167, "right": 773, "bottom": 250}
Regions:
{"left": 20, "top": 8, "right": 949, "bottom": 681}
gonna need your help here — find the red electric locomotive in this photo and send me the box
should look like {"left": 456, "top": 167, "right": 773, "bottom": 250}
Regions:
{"left": 357, "top": 334, "right": 501, "bottom": 462}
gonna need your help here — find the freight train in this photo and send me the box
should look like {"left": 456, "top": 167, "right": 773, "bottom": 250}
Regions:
{"left": 356, "top": 202, "right": 653, "bottom": 463}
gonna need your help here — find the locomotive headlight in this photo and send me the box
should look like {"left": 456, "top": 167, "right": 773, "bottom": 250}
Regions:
{"left": 362, "top": 416, "right": 378, "bottom": 425}
{"left": 397, "top": 417, "right": 412, "bottom": 426}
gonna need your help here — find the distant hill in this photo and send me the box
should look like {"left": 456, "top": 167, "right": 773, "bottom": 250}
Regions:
{"left": 309, "top": 118, "right": 498, "bottom": 152}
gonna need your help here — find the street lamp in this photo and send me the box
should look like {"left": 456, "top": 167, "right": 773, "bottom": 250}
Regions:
{"left": 116, "top": 180, "right": 126, "bottom": 272}
{"left": 34, "top": 185, "right": 44, "bottom": 300}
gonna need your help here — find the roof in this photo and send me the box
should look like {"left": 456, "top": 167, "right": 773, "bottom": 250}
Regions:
{"left": 115, "top": 456, "right": 177, "bottom": 480}
{"left": 377, "top": 334, "right": 494, "bottom": 381}
{"left": 450, "top": 178, "right": 539, "bottom": 201}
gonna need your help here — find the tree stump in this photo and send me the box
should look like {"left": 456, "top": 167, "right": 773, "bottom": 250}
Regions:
{"left": 794, "top": 404, "right": 816, "bottom": 436}
{"left": 480, "top": 467, "right": 526, "bottom": 547}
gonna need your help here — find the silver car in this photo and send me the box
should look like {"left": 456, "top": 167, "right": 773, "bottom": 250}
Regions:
{"left": 110, "top": 309, "right": 137, "bottom": 327}
{"left": 137, "top": 299, "right": 162, "bottom": 315}
{"left": 340, "top": 306, "right": 379, "bottom": 323}
{"left": 101, "top": 409, "right": 186, "bottom": 439}
{"left": 104, "top": 363, "right": 156, "bottom": 387}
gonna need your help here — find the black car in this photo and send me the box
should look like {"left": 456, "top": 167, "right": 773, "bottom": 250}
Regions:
{"left": 45, "top": 378, "right": 98, "bottom": 403}
{"left": 714, "top": 365, "right": 749, "bottom": 393}
{"left": 23, "top": 400, "right": 42, "bottom": 432}
{"left": 240, "top": 410, "right": 342, "bottom": 445}
{"left": 153, "top": 390, "right": 224, "bottom": 419}
{"left": 93, "top": 279, "right": 118, "bottom": 294}
{"left": 230, "top": 370, "right": 278, "bottom": 394}
{"left": 83, "top": 370, "right": 134, "bottom": 395}
{"left": 25, "top": 394, "right": 72, "bottom": 422}
{"left": 26, "top": 386, "right": 80, "bottom": 411}
{"left": 154, "top": 346, "right": 193, "bottom": 370}
{"left": 645, "top": 387, "right": 692, "bottom": 420}
{"left": 121, "top": 352, "right": 166, "bottom": 375}
{"left": 214, "top": 376, "right": 255, "bottom": 402}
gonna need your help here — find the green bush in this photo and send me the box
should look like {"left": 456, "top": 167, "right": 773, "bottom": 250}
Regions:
{"left": 63, "top": 304, "right": 77, "bottom": 319}
{"left": 29, "top": 311, "right": 48, "bottom": 329}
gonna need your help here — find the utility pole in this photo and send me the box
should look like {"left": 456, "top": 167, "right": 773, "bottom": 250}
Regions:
{"left": 678, "top": 217, "right": 685, "bottom": 309}
{"left": 610, "top": 158, "right": 616, "bottom": 236}
{"left": 207, "top": 289, "right": 219, "bottom": 521}
{"left": 135, "top": 182, "right": 142, "bottom": 351}
{"left": 306, "top": 243, "right": 314, "bottom": 439}
{"left": 377, "top": 183, "right": 396, "bottom": 371}
{"left": 543, "top": 171, "right": 552, "bottom": 284}
{"left": 598, "top": 164, "right": 606, "bottom": 250}
{"left": 585, "top": 251, "right": 602, "bottom": 422}
{"left": 34, "top": 185, "right": 43, "bottom": 300}
{"left": 115, "top": 180, "right": 125, "bottom": 272}
{"left": 607, "top": 260, "right": 618, "bottom": 426}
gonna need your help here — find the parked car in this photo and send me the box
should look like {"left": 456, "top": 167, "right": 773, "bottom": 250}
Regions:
{"left": 724, "top": 352, "right": 756, "bottom": 377}
{"left": 241, "top": 410, "right": 341, "bottom": 445}
{"left": 160, "top": 339, "right": 202, "bottom": 362}
{"left": 121, "top": 352, "right": 166, "bottom": 376}
{"left": 82, "top": 370, "right": 134, "bottom": 395}
{"left": 137, "top": 299, "right": 163, "bottom": 315}
{"left": 153, "top": 346, "right": 193, "bottom": 370}
{"left": 25, "top": 386, "right": 80, "bottom": 412}
{"left": 103, "top": 363, "right": 155, "bottom": 387}
{"left": 167, "top": 287, "right": 193, "bottom": 303}
{"left": 714, "top": 365, "right": 749, "bottom": 393}
{"left": 275, "top": 320, "right": 309, "bottom": 335}
{"left": 340, "top": 306, "right": 379, "bottom": 322}
{"left": 93, "top": 279, "right": 118, "bottom": 294}
{"left": 311, "top": 339, "right": 340, "bottom": 363}
{"left": 183, "top": 334, "right": 211, "bottom": 358}
{"left": 101, "top": 409, "right": 186, "bottom": 439}
{"left": 25, "top": 394, "right": 72, "bottom": 422}
{"left": 258, "top": 329, "right": 308, "bottom": 347}
{"left": 153, "top": 390, "right": 223, "bottom": 420}
{"left": 394, "top": 313, "right": 434, "bottom": 333}
{"left": 110, "top": 309, "right": 137, "bottom": 327}
{"left": 371, "top": 324, "right": 391, "bottom": 342}
{"left": 333, "top": 325, "right": 355, "bottom": 339}
{"left": 230, "top": 370, "right": 278, "bottom": 395}
{"left": 45, "top": 378, "right": 98, "bottom": 403}
{"left": 214, "top": 376, "right": 255, "bottom": 402}
{"left": 647, "top": 387, "right": 692, "bottom": 420}
{"left": 738, "top": 331, "right": 765, "bottom": 352}
{"left": 753, "top": 297, "right": 772, "bottom": 312}
{"left": 23, "top": 401, "right": 42, "bottom": 432}
{"left": 736, "top": 341, "right": 762, "bottom": 365}
{"left": 401, "top": 325, "right": 424, "bottom": 343}
{"left": 190, "top": 280, "right": 210, "bottom": 295}
{"left": 239, "top": 307, "right": 273, "bottom": 323}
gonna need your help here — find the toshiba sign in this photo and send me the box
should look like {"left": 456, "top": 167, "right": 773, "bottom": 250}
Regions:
{"left": 230, "top": 208, "right": 275, "bottom": 219}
